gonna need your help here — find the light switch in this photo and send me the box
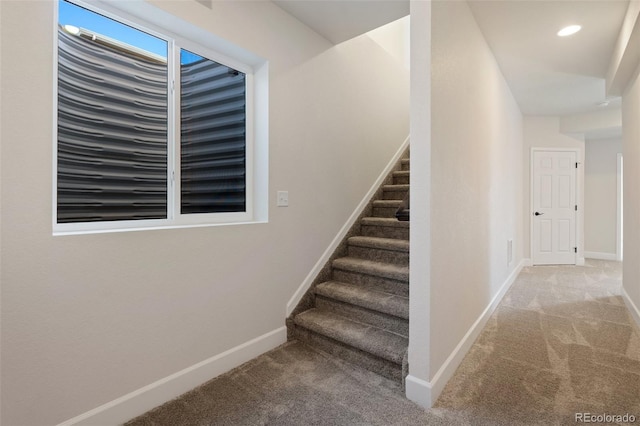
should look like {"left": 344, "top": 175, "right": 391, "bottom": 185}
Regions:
{"left": 277, "top": 191, "right": 289, "bottom": 207}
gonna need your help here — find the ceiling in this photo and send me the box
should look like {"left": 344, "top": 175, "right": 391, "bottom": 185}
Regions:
{"left": 272, "top": 0, "right": 409, "bottom": 45}
{"left": 468, "top": 0, "right": 629, "bottom": 116}
{"left": 272, "top": 0, "right": 629, "bottom": 119}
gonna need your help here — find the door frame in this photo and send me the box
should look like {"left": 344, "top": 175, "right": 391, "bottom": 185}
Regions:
{"left": 530, "top": 147, "right": 582, "bottom": 266}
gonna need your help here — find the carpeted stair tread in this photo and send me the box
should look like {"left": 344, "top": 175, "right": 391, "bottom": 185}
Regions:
{"left": 287, "top": 152, "right": 411, "bottom": 383}
{"left": 294, "top": 308, "right": 407, "bottom": 364}
{"left": 383, "top": 184, "right": 409, "bottom": 192}
{"left": 392, "top": 170, "right": 410, "bottom": 184}
{"left": 373, "top": 200, "right": 403, "bottom": 208}
{"left": 332, "top": 257, "right": 409, "bottom": 281}
{"left": 315, "top": 281, "right": 409, "bottom": 319}
{"left": 348, "top": 236, "right": 409, "bottom": 252}
{"left": 361, "top": 217, "right": 410, "bottom": 228}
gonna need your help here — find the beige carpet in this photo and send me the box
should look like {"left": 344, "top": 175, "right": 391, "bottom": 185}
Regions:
{"left": 125, "top": 340, "right": 450, "bottom": 425}
{"left": 127, "top": 260, "right": 640, "bottom": 425}
{"left": 434, "top": 259, "right": 640, "bottom": 425}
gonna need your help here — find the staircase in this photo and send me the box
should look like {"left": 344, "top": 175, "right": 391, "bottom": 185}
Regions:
{"left": 288, "top": 154, "right": 410, "bottom": 383}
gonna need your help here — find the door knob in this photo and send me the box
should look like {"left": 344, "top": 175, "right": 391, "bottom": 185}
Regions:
{"left": 534, "top": 212, "right": 544, "bottom": 216}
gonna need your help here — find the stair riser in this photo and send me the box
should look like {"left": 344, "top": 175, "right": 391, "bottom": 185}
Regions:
{"left": 372, "top": 206, "right": 400, "bottom": 218}
{"left": 393, "top": 176, "right": 409, "bottom": 185}
{"left": 348, "top": 245, "right": 409, "bottom": 266}
{"left": 293, "top": 326, "right": 402, "bottom": 381}
{"left": 332, "top": 270, "right": 409, "bottom": 297}
{"left": 401, "top": 160, "right": 410, "bottom": 171}
{"left": 315, "top": 297, "right": 409, "bottom": 336}
{"left": 361, "top": 224, "right": 409, "bottom": 240}
{"left": 382, "top": 189, "right": 408, "bottom": 200}
{"left": 393, "top": 175, "right": 409, "bottom": 185}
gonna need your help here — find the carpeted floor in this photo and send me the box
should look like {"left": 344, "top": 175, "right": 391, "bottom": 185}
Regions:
{"left": 127, "top": 260, "right": 640, "bottom": 425}
{"left": 433, "top": 259, "right": 640, "bottom": 425}
{"left": 126, "top": 340, "right": 451, "bottom": 426}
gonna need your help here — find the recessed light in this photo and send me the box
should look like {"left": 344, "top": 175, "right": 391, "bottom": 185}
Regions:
{"left": 557, "top": 25, "right": 581, "bottom": 37}
{"left": 596, "top": 100, "right": 610, "bottom": 107}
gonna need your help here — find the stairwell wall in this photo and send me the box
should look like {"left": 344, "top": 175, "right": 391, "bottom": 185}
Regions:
{"left": 409, "top": 0, "right": 524, "bottom": 404}
{"left": 0, "top": 1, "right": 409, "bottom": 424}
{"left": 609, "top": 0, "right": 640, "bottom": 330}
{"left": 622, "top": 69, "right": 640, "bottom": 325}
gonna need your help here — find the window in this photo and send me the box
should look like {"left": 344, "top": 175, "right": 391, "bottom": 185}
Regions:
{"left": 55, "top": 0, "right": 259, "bottom": 233}
{"left": 180, "top": 49, "right": 247, "bottom": 215}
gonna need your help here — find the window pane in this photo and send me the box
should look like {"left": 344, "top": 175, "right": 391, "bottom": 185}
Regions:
{"left": 180, "top": 49, "right": 246, "bottom": 214}
{"left": 57, "top": 0, "right": 168, "bottom": 223}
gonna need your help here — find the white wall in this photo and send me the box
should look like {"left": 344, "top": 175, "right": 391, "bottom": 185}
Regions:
{"left": 430, "top": 0, "right": 523, "bottom": 376}
{"left": 407, "top": 0, "right": 431, "bottom": 406}
{"left": 0, "top": 2, "right": 3, "bottom": 422}
{"left": 606, "top": 0, "right": 640, "bottom": 95}
{"left": 560, "top": 108, "right": 622, "bottom": 140}
{"left": 523, "top": 116, "right": 585, "bottom": 262}
{"left": 367, "top": 16, "right": 410, "bottom": 70}
{"left": 407, "top": 0, "right": 524, "bottom": 406}
{"left": 0, "top": 1, "right": 410, "bottom": 424}
{"left": 622, "top": 68, "right": 640, "bottom": 322}
{"left": 584, "top": 137, "right": 622, "bottom": 257}
{"left": 608, "top": 0, "right": 640, "bottom": 330}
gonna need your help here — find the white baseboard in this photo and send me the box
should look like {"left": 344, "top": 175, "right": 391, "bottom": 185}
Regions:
{"left": 57, "top": 327, "right": 287, "bottom": 426}
{"left": 405, "top": 374, "right": 432, "bottom": 408}
{"left": 584, "top": 251, "right": 618, "bottom": 261}
{"left": 622, "top": 287, "right": 640, "bottom": 329}
{"left": 406, "top": 259, "right": 525, "bottom": 408}
{"left": 522, "top": 258, "right": 532, "bottom": 267}
{"left": 286, "top": 135, "right": 410, "bottom": 317}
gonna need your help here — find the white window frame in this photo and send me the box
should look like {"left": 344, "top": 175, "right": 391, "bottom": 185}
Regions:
{"left": 53, "top": 0, "right": 263, "bottom": 235}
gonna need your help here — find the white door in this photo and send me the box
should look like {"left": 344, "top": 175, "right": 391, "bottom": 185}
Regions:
{"left": 532, "top": 150, "right": 577, "bottom": 265}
